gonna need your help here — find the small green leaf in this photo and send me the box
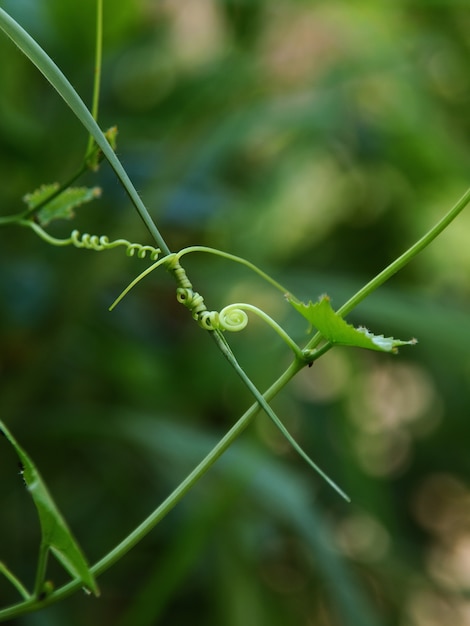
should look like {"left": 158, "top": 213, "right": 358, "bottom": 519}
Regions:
{"left": 23, "top": 183, "right": 60, "bottom": 209}
{"left": 23, "top": 184, "right": 101, "bottom": 226}
{"left": 86, "top": 125, "right": 118, "bottom": 171}
{"left": 0, "top": 421, "right": 99, "bottom": 596}
{"left": 288, "top": 294, "right": 417, "bottom": 353}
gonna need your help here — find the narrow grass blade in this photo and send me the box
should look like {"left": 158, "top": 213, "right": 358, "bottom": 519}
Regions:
{"left": 0, "top": 421, "right": 99, "bottom": 596}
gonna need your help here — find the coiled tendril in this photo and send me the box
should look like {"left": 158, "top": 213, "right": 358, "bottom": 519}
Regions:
{"left": 23, "top": 221, "right": 161, "bottom": 261}
{"left": 111, "top": 254, "right": 303, "bottom": 357}
{"left": 70, "top": 230, "right": 160, "bottom": 260}
{"left": 170, "top": 260, "right": 247, "bottom": 331}
{"left": 176, "top": 287, "right": 248, "bottom": 332}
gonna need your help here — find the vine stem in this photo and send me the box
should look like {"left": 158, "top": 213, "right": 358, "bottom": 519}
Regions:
{"left": 33, "top": 544, "right": 49, "bottom": 598}
{"left": 0, "top": 361, "right": 301, "bottom": 622}
{"left": 305, "top": 185, "right": 470, "bottom": 352}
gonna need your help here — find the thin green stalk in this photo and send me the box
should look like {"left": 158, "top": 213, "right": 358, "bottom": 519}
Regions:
{"left": 85, "top": 0, "right": 103, "bottom": 159}
{"left": 0, "top": 563, "right": 31, "bottom": 601}
{"left": 33, "top": 544, "right": 49, "bottom": 598}
{"left": 338, "top": 186, "right": 470, "bottom": 317}
{"left": 0, "top": 214, "right": 27, "bottom": 226}
{"left": 20, "top": 220, "right": 78, "bottom": 246}
{"left": 2, "top": 1, "right": 101, "bottom": 226}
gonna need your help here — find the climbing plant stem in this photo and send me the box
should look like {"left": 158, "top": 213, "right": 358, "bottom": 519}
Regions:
{"left": 305, "top": 186, "right": 470, "bottom": 352}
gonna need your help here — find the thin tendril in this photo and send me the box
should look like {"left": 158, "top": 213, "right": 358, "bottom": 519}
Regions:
{"left": 0, "top": 563, "right": 31, "bottom": 601}
{"left": 108, "top": 244, "right": 295, "bottom": 315}
{"left": 23, "top": 221, "right": 161, "bottom": 260}
{"left": 175, "top": 245, "right": 292, "bottom": 296}
{"left": 109, "top": 256, "right": 174, "bottom": 311}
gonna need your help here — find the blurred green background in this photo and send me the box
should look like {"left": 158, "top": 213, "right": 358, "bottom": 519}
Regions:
{"left": 1, "top": 1, "right": 470, "bottom": 625}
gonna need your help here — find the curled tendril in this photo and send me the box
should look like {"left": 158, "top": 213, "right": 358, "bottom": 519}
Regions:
{"left": 171, "top": 260, "right": 193, "bottom": 290}
{"left": 22, "top": 221, "right": 161, "bottom": 261}
{"left": 176, "top": 288, "right": 205, "bottom": 319}
{"left": 176, "top": 288, "right": 248, "bottom": 332}
{"left": 70, "top": 230, "right": 160, "bottom": 260}
{"left": 216, "top": 305, "right": 249, "bottom": 332}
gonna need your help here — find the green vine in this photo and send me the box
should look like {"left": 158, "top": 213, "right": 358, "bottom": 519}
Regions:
{"left": 1, "top": 2, "right": 470, "bottom": 623}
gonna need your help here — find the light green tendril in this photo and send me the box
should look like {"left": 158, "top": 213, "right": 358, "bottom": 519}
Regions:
{"left": 109, "top": 255, "right": 176, "bottom": 310}
{"left": 110, "top": 244, "right": 292, "bottom": 310}
{"left": 176, "top": 290, "right": 305, "bottom": 358}
{"left": 69, "top": 230, "right": 160, "bottom": 260}
{"left": 23, "top": 221, "right": 160, "bottom": 260}
{"left": 175, "top": 245, "right": 291, "bottom": 295}
{"left": 110, "top": 250, "right": 306, "bottom": 359}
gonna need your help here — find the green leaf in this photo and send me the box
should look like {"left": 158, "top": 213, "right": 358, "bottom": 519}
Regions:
{"left": 86, "top": 126, "right": 118, "bottom": 171}
{"left": 23, "top": 184, "right": 101, "bottom": 226}
{"left": 0, "top": 421, "right": 99, "bottom": 596}
{"left": 288, "top": 295, "right": 417, "bottom": 353}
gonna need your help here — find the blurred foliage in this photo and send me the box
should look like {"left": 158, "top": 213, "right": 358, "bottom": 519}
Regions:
{"left": 1, "top": 1, "right": 470, "bottom": 625}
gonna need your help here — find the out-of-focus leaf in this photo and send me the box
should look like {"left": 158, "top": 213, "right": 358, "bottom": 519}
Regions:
{"left": 86, "top": 126, "right": 118, "bottom": 171}
{"left": 288, "top": 294, "right": 416, "bottom": 353}
{"left": 0, "top": 420, "right": 99, "bottom": 596}
{"left": 23, "top": 184, "right": 101, "bottom": 226}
